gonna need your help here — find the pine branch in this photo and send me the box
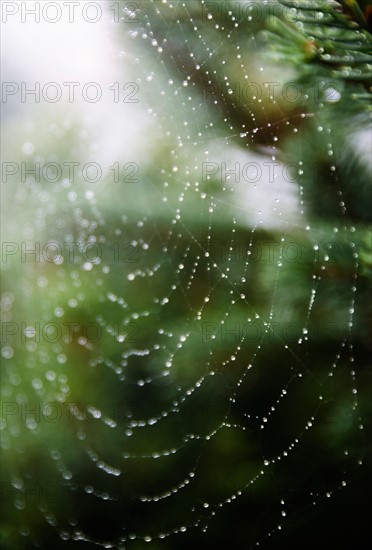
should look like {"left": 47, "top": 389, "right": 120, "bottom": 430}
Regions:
{"left": 265, "top": 0, "right": 372, "bottom": 109}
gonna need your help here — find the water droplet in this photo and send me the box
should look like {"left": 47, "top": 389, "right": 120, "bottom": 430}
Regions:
{"left": 22, "top": 142, "right": 35, "bottom": 155}
{"left": 1, "top": 346, "right": 14, "bottom": 359}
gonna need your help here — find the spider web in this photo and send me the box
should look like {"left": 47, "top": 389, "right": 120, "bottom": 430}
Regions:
{"left": 1, "top": 1, "right": 370, "bottom": 549}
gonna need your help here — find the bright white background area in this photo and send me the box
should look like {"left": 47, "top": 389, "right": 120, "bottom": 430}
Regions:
{"left": 1, "top": 0, "right": 149, "bottom": 168}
